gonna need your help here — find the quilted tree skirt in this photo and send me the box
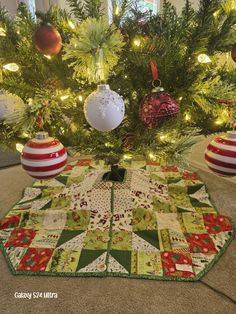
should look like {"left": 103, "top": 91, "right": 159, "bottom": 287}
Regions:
{"left": 0, "top": 159, "right": 235, "bottom": 281}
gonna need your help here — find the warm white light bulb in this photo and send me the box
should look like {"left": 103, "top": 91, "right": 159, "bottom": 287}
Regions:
{"left": 78, "top": 95, "right": 83, "bottom": 102}
{"left": 44, "top": 55, "right": 52, "bottom": 60}
{"left": 160, "top": 134, "right": 168, "bottom": 141}
{"left": 60, "top": 95, "right": 69, "bottom": 101}
{"left": 3, "top": 63, "right": 19, "bottom": 72}
{"left": 185, "top": 113, "right": 191, "bottom": 121}
{"left": 0, "top": 27, "right": 6, "bottom": 36}
{"left": 149, "top": 152, "right": 155, "bottom": 160}
{"left": 16, "top": 143, "right": 24, "bottom": 153}
{"left": 115, "top": 6, "right": 120, "bottom": 15}
{"left": 133, "top": 38, "right": 141, "bottom": 47}
{"left": 197, "top": 54, "right": 211, "bottom": 64}
{"left": 123, "top": 154, "right": 132, "bottom": 160}
{"left": 215, "top": 119, "right": 223, "bottom": 125}
{"left": 68, "top": 20, "right": 75, "bottom": 29}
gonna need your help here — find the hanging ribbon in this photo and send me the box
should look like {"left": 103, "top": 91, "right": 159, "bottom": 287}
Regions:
{"left": 94, "top": 48, "right": 105, "bottom": 83}
{"left": 150, "top": 60, "right": 158, "bottom": 81}
{"left": 36, "top": 100, "right": 49, "bottom": 130}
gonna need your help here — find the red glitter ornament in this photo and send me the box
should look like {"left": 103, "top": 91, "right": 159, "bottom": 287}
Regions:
{"left": 34, "top": 23, "right": 62, "bottom": 55}
{"left": 139, "top": 88, "right": 180, "bottom": 128}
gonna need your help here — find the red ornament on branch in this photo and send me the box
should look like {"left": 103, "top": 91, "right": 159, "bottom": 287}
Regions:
{"left": 139, "top": 61, "right": 180, "bottom": 128}
{"left": 139, "top": 86, "right": 180, "bottom": 128}
{"left": 34, "top": 23, "right": 62, "bottom": 55}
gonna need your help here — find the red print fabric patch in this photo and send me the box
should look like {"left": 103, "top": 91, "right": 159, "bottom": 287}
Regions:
{"left": 203, "top": 214, "right": 233, "bottom": 234}
{"left": 185, "top": 233, "right": 218, "bottom": 254}
{"left": 4, "top": 228, "right": 36, "bottom": 248}
{"left": 161, "top": 252, "right": 194, "bottom": 278}
{"left": 17, "top": 248, "right": 53, "bottom": 272}
{"left": 0, "top": 215, "right": 20, "bottom": 230}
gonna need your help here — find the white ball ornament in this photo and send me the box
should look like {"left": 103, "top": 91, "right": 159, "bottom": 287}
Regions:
{"left": 0, "top": 90, "right": 25, "bottom": 121}
{"left": 84, "top": 84, "right": 125, "bottom": 132}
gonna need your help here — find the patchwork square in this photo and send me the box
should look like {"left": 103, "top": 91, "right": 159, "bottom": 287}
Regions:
{"left": 132, "top": 208, "right": 157, "bottom": 231}
{"left": 156, "top": 213, "right": 182, "bottom": 232}
{"left": 111, "top": 231, "right": 132, "bottom": 250}
{"left": 4, "top": 228, "right": 36, "bottom": 248}
{"left": 83, "top": 230, "right": 109, "bottom": 250}
{"left": 56, "top": 230, "right": 86, "bottom": 249}
{"left": 203, "top": 214, "right": 234, "bottom": 234}
{"left": 21, "top": 212, "right": 44, "bottom": 230}
{"left": 0, "top": 215, "right": 20, "bottom": 230}
{"left": 161, "top": 252, "right": 194, "bottom": 278}
{"left": 46, "top": 249, "right": 81, "bottom": 273}
{"left": 132, "top": 230, "right": 159, "bottom": 251}
{"left": 182, "top": 212, "right": 207, "bottom": 233}
{"left": 65, "top": 210, "right": 90, "bottom": 230}
{"left": 17, "top": 248, "right": 53, "bottom": 272}
{"left": 77, "top": 250, "right": 107, "bottom": 272}
{"left": 185, "top": 233, "right": 218, "bottom": 254}
{"left": 132, "top": 251, "right": 163, "bottom": 276}
{"left": 30, "top": 230, "right": 61, "bottom": 248}
{"left": 43, "top": 210, "right": 67, "bottom": 230}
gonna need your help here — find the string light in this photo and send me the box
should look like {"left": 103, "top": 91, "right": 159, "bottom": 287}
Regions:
{"left": 44, "top": 55, "right": 52, "bottom": 60}
{"left": 3, "top": 63, "right": 19, "bottom": 72}
{"left": 178, "top": 96, "right": 183, "bottom": 101}
{"left": 133, "top": 38, "right": 141, "bottom": 47}
{"left": 124, "top": 75, "right": 128, "bottom": 79}
{"left": 68, "top": 20, "right": 75, "bottom": 30}
{"left": 197, "top": 54, "right": 211, "bottom": 64}
{"left": 184, "top": 113, "right": 191, "bottom": 121}
{"left": 78, "top": 95, "right": 83, "bottom": 102}
{"left": 21, "top": 132, "right": 29, "bottom": 138}
{"left": 213, "top": 10, "right": 219, "bottom": 18}
{"left": 160, "top": 134, "right": 168, "bottom": 141}
{"left": 115, "top": 6, "right": 120, "bottom": 15}
{"left": 123, "top": 154, "right": 132, "bottom": 160}
{"left": 60, "top": 95, "right": 69, "bottom": 101}
{"left": 215, "top": 119, "right": 224, "bottom": 125}
{"left": 16, "top": 143, "right": 24, "bottom": 153}
{"left": 0, "top": 27, "right": 6, "bottom": 36}
{"left": 149, "top": 152, "right": 156, "bottom": 160}
{"left": 105, "top": 142, "right": 114, "bottom": 148}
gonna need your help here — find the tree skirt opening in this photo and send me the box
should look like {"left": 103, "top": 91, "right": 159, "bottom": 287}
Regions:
{"left": 0, "top": 159, "right": 235, "bottom": 281}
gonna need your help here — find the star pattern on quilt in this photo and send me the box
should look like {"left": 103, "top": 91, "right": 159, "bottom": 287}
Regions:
{"left": 0, "top": 159, "right": 235, "bottom": 281}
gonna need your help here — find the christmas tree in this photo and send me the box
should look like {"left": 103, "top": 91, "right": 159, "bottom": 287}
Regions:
{"left": 0, "top": 0, "right": 235, "bottom": 165}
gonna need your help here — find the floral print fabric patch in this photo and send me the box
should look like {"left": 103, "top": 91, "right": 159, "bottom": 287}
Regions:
{"left": 0, "top": 159, "right": 235, "bottom": 281}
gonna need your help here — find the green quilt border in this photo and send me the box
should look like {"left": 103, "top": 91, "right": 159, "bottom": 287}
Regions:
{"left": 0, "top": 161, "right": 235, "bottom": 281}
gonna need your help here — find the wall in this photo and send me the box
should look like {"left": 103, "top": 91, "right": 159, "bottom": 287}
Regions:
{"left": 0, "top": 0, "right": 18, "bottom": 16}
{"left": 0, "top": 1, "right": 200, "bottom": 16}
{"left": 160, "top": 0, "right": 199, "bottom": 13}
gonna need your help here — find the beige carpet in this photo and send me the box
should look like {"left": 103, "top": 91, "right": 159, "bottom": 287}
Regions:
{"left": 0, "top": 162, "right": 235, "bottom": 314}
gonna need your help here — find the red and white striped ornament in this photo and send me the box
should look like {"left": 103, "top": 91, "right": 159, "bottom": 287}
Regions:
{"left": 205, "top": 131, "right": 236, "bottom": 177}
{"left": 21, "top": 132, "right": 67, "bottom": 180}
